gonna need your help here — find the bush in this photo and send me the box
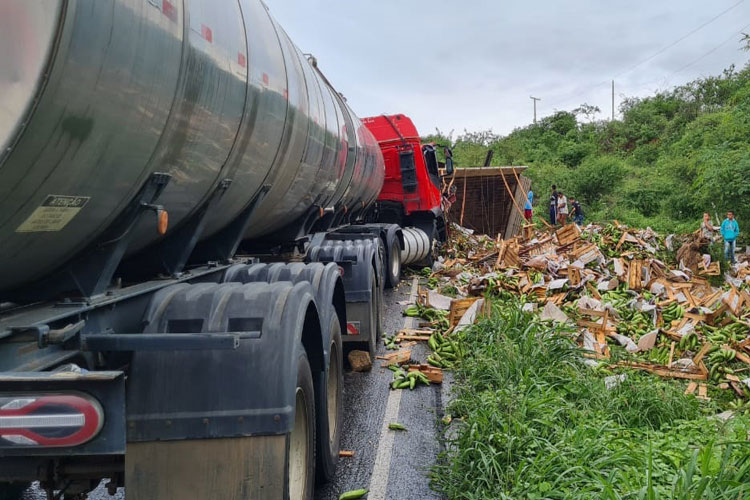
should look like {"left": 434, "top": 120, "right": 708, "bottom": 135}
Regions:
{"left": 569, "top": 156, "right": 626, "bottom": 204}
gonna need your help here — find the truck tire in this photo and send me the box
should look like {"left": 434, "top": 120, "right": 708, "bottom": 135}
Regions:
{"left": 316, "top": 313, "right": 343, "bottom": 483}
{"left": 386, "top": 237, "right": 401, "bottom": 288}
{"left": 289, "top": 348, "right": 316, "bottom": 500}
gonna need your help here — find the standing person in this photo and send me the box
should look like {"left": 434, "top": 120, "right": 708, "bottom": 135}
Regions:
{"left": 570, "top": 197, "right": 584, "bottom": 225}
{"left": 720, "top": 211, "right": 740, "bottom": 265}
{"left": 524, "top": 190, "right": 534, "bottom": 222}
{"left": 549, "top": 185, "right": 558, "bottom": 225}
{"left": 700, "top": 212, "right": 718, "bottom": 242}
{"left": 557, "top": 191, "right": 568, "bottom": 226}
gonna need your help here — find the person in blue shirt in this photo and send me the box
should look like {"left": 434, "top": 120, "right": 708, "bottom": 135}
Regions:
{"left": 720, "top": 211, "right": 740, "bottom": 264}
{"left": 524, "top": 190, "right": 534, "bottom": 222}
{"left": 570, "top": 197, "right": 584, "bottom": 225}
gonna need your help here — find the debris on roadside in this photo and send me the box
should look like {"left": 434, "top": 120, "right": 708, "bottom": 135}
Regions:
{"left": 406, "top": 219, "right": 750, "bottom": 403}
{"left": 348, "top": 350, "right": 372, "bottom": 372}
{"left": 377, "top": 349, "right": 412, "bottom": 367}
{"left": 387, "top": 422, "right": 407, "bottom": 431}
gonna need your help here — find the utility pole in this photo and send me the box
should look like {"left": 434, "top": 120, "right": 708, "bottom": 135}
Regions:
{"left": 530, "top": 96, "right": 540, "bottom": 124}
{"left": 611, "top": 80, "right": 615, "bottom": 121}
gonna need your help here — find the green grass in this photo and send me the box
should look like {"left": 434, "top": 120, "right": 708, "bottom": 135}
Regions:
{"left": 432, "top": 298, "right": 750, "bottom": 499}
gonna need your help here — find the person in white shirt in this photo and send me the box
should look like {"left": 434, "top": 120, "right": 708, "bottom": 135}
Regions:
{"left": 556, "top": 192, "right": 568, "bottom": 225}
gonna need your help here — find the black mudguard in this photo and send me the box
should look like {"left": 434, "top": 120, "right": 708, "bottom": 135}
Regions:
{"left": 126, "top": 281, "right": 322, "bottom": 441}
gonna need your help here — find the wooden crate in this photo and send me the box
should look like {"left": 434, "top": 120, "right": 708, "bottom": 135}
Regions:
{"left": 448, "top": 297, "right": 481, "bottom": 326}
{"left": 567, "top": 266, "right": 582, "bottom": 287}
{"left": 698, "top": 261, "right": 720, "bottom": 276}
{"left": 407, "top": 364, "right": 444, "bottom": 384}
{"left": 627, "top": 259, "right": 643, "bottom": 291}
{"left": 555, "top": 223, "right": 581, "bottom": 246}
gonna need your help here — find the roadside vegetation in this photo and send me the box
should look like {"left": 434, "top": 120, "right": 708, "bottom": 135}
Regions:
{"left": 425, "top": 63, "right": 750, "bottom": 244}
{"left": 432, "top": 297, "right": 750, "bottom": 499}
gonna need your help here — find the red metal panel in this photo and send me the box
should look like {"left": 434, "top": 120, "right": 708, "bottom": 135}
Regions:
{"left": 362, "top": 114, "right": 441, "bottom": 216}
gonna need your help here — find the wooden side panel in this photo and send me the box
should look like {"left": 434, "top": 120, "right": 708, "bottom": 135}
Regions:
{"left": 125, "top": 435, "right": 287, "bottom": 500}
{"left": 504, "top": 176, "right": 531, "bottom": 240}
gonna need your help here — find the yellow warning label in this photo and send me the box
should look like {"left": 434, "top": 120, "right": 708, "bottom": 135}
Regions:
{"left": 16, "top": 195, "right": 90, "bottom": 233}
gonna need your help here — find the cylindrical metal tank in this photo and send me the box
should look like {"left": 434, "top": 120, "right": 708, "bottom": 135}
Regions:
{"left": 400, "top": 227, "right": 431, "bottom": 265}
{"left": 0, "top": 0, "right": 384, "bottom": 293}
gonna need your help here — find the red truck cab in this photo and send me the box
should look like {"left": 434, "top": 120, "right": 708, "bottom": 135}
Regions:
{"left": 362, "top": 114, "right": 452, "bottom": 244}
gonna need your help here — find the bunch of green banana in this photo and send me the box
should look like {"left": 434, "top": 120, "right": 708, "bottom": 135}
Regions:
{"left": 647, "top": 345, "right": 670, "bottom": 365}
{"left": 601, "top": 289, "right": 631, "bottom": 309}
{"left": 703, "top": 325, "right": 740, "bottom": 345}
{"left": 727, "top": 398, "right": 750, "bottom": 416}
{"left": 591, "top": 362, "right": 614, "bottom": 376}
{"left": 403, "top": 304, "right": 449, "bottom": 329}
{"left": 389, "top": 366, "right": 430, "bottom": 390}
{"left": 427, "top": 331, "right": 463, "bottom": 369}
{"left": 662, "top": 302, "right": 684, "bottom": 324}
{"left": 383, "top": 335, "right": 399, "bottom": 350}
{"left": 706, "top": 348, "right": 738, "bottom": 382}
{"left": 615, "top": 321, "right": 650, "bottom": 340}
{"left": 678, "top": 332, "right": 700, "bottom": 351}
{"left": 709, "top": 348, "right": 736, "bottom": 364}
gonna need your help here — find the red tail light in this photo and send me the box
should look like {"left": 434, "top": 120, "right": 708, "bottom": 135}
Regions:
{"left": 0, "top": 393, "right": 104, "bottom": 448}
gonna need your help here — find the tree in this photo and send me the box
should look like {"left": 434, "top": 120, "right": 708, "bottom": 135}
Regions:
{"left": 572, "top": 103, "right": 601, "bottom": 123}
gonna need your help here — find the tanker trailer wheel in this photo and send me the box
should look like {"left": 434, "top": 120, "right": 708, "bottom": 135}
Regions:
{"left": 125, "top": 351, "right": 316, "bottom": 500}
{"left": 316, "top": 312, "right": 343, "bottom": 483}
{"left": 288, "top": 348, "right": 316, "bottom": 500}
{"left": 386, "top": 237, "right": 401, "bottom": 288}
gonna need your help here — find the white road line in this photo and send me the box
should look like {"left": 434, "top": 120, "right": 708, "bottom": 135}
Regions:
{"left": 368, "top": 277, "right": 419, "bottom": 500}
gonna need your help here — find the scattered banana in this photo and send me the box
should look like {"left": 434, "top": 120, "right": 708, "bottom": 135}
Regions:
{"left": 390, "top": 367, "right": 430, "bottom": 390}
{"left": 339, "top": 489, "right": 369, "bottom": 500}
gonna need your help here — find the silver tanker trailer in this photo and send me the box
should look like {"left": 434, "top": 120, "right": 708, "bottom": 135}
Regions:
{"left": 0, "top": 1, "right": 407, "bottom": 498}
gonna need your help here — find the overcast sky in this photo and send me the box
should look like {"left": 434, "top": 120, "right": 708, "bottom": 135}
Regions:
{"left": 263, "top": 0, "right": 750, "bottom": 137}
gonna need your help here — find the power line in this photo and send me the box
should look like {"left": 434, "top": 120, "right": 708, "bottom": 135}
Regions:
{"left": 546, "top": 1, "right": 745, "bottom": 110}
{"left": 665, "top": 23, "right": 750, "bottom": 78}
{"left": 613, "top": 0, "right": 744, "bottom": 78}
{"left": 626, "top": 21, "right": 750, "bottom": 95}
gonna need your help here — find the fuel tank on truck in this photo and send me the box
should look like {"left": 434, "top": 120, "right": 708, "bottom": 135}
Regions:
{"left": 0, "top": 0, "right": 384, "bottom": 295}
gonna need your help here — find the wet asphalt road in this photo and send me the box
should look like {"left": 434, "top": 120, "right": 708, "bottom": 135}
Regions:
{"left": 21, "top": 276, "right": 449, "bottom": 500}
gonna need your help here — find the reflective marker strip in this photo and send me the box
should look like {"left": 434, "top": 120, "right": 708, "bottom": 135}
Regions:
{"left": 346, "top": 322, "right": 360, "bottom": 335}
{"left": 0, "top": 394, "right": 104, "bottom": 447}
{"left": 201, "top": 24, "right": 213, "bottom": 43}
{"left": 3, "top": 435, "right": 37, "bottom": 445}
{"left": 0, "top": 414, "right": 85, "bottom": 429}
{"left": 162, "top": 0, "right": 178, "bottom": 22}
